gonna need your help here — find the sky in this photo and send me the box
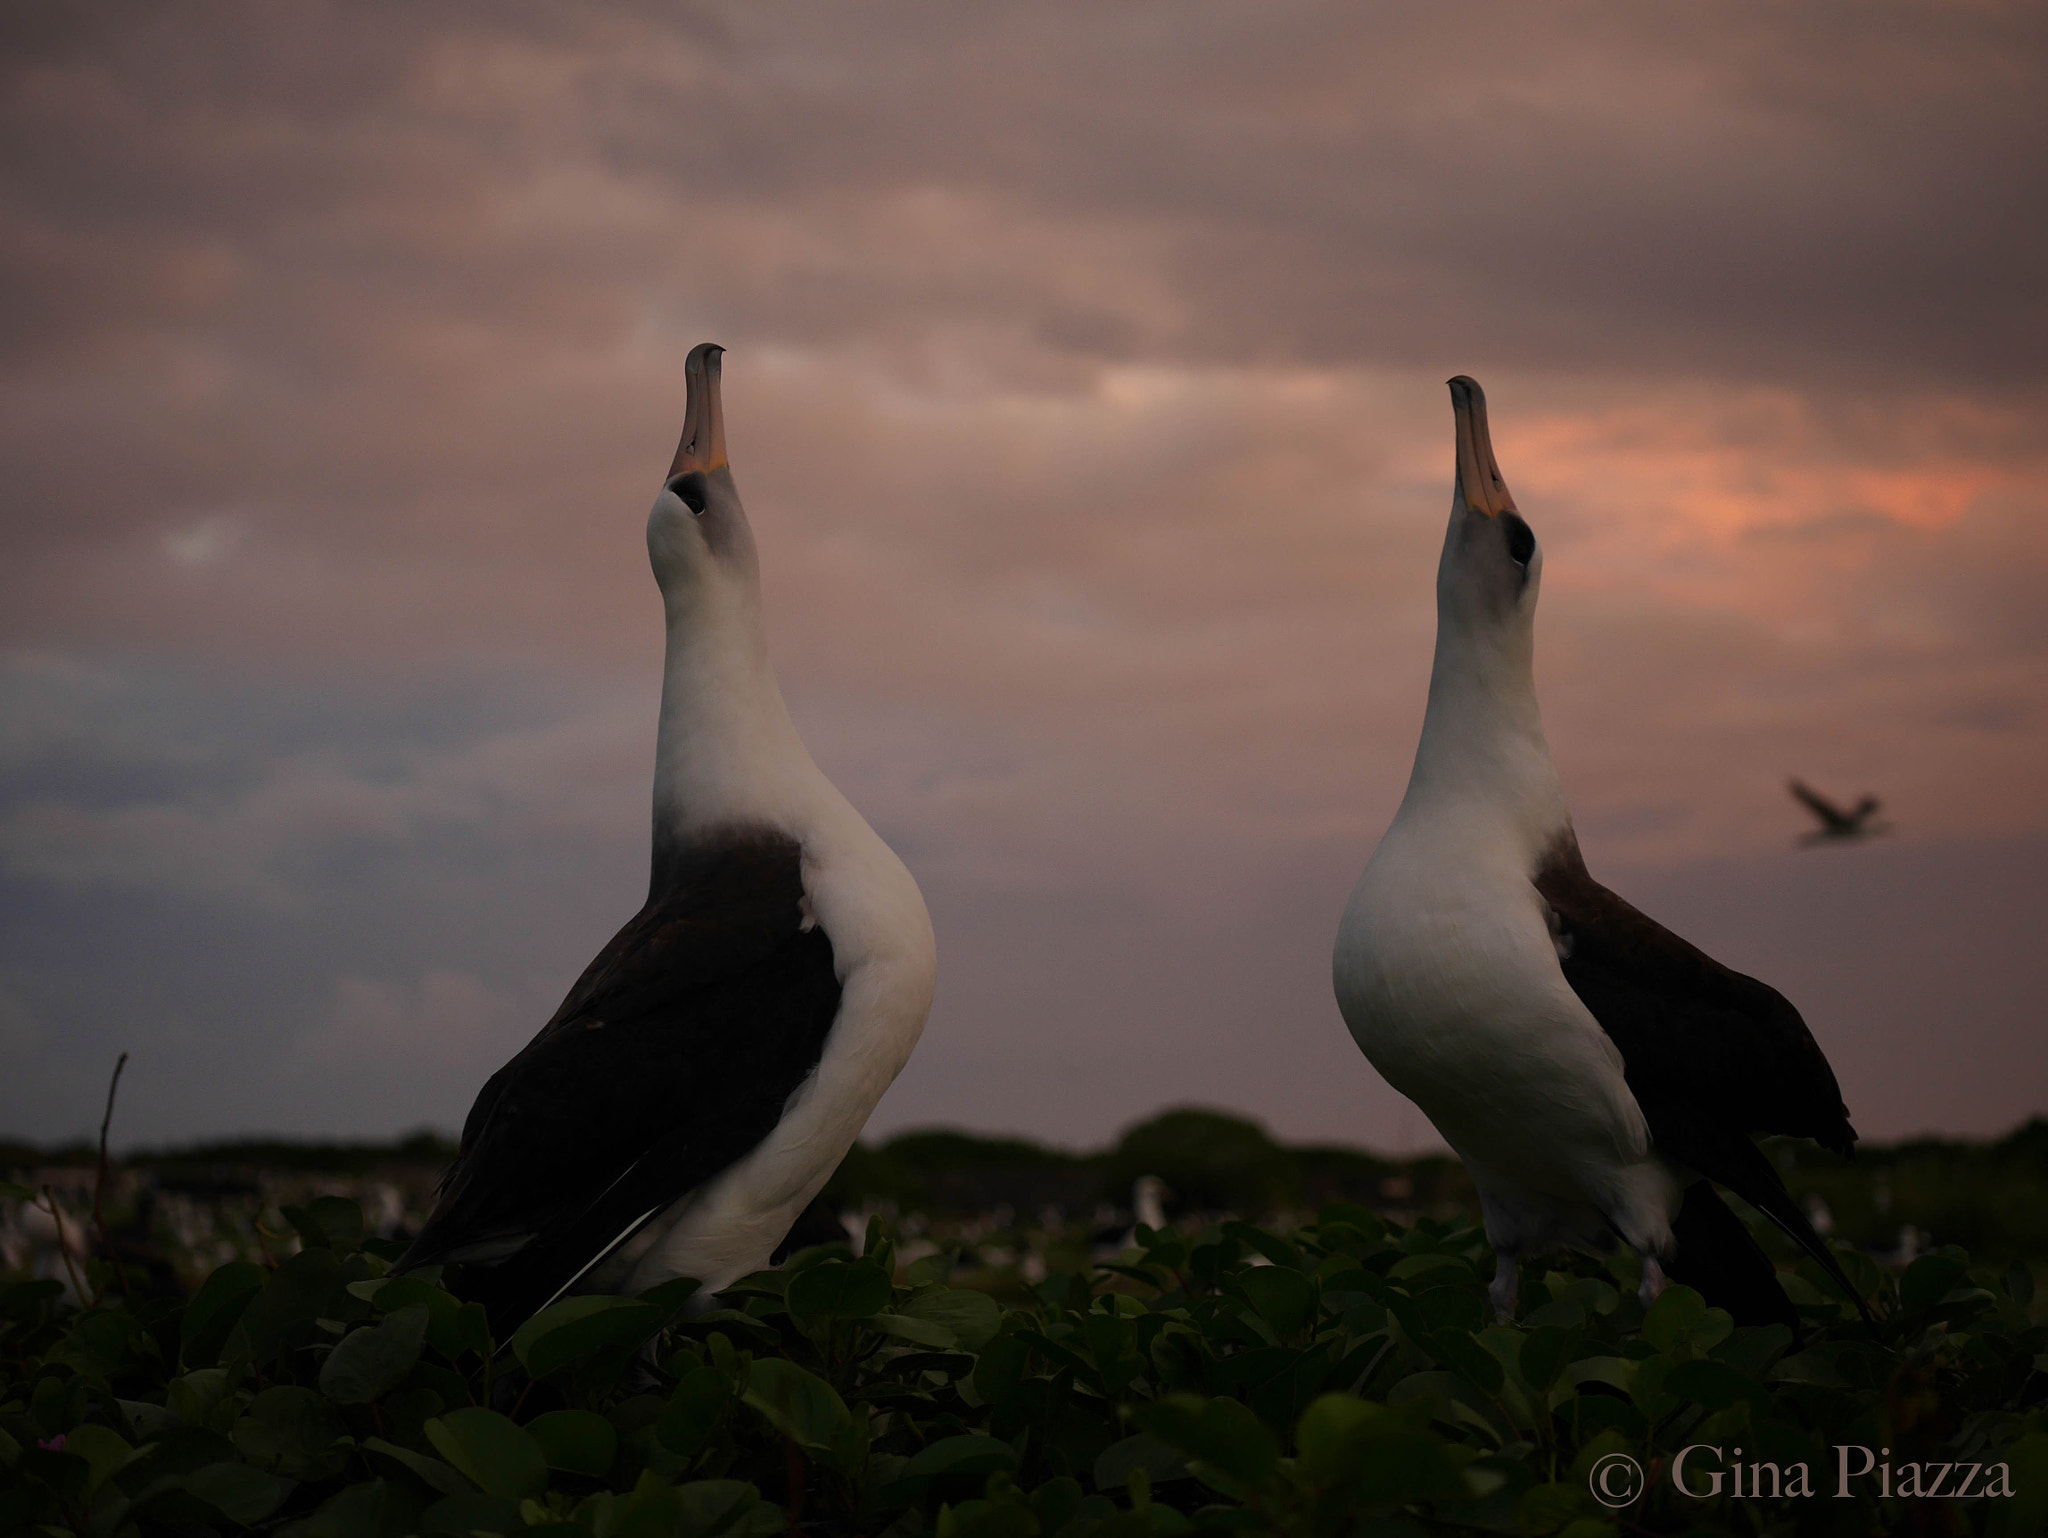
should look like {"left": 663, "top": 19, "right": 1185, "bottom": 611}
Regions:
{"left": 1, "top": 1, "right": 2043, "bottom": 1155}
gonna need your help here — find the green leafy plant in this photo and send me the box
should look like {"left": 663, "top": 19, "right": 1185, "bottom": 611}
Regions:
{"left": 2, "top": 1199, "right": 2043, "bottom": 1536}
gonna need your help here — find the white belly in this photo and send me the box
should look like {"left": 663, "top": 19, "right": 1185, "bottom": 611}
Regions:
{"left": 1334, "top": 849, "right": 1675, "bottom": 1250}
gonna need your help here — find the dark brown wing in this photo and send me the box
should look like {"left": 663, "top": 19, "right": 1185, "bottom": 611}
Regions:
{"left": 1534, "top": 832, "right": 1871, "bottom": 1321}
{"left": 1788, "top": 778, "right": 1853, "bottom": 832}
{"left": 396, "top": 826, "right": 841, "bottom": 1331}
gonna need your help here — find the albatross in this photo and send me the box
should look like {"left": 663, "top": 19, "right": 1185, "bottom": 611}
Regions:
{"left": 1332, "top": 376, "right": 1868, "bottom": 1330}
{"left": 396, "top": 344, "right": 937, "bottom": 1335}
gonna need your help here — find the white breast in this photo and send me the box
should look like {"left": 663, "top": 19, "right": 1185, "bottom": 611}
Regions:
{"left": 1334, "top": 817, "right": 1655, "bottom": 1215}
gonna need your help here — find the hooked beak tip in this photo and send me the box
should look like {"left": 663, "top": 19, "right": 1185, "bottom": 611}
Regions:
{"left": 1449, "top": 373, "right": 1515, "bottom": 518}
{"left": 670, "top": 342, "right": 730, "bottom": 479}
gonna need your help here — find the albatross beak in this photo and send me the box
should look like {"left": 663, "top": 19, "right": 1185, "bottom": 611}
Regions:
{"left": 1449, "top": 375, "right": 1517, "bottom": 519}
{"left": 669, "top": 342, "right": 729, "bottom": 478}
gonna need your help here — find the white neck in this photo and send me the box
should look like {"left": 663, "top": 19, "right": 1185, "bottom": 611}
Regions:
{"left": 649, "top": 581, "right": 820, "bottom": 842}
{"left": 1397, "top": 606, "right": 1570, "bottom": 857}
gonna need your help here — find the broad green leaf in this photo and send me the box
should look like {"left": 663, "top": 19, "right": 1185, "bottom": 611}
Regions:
{"left": 525, "top": 1409, "right": 617, "bottom": 1477}
{"left": 118, "top": 1397, "right": 179, "bottom": 1441}
{"left": 1093, "top": 1433, "right": 1187, "bottom": 1493}
{"left": 277, "top": 1477, "right": 425, "bottom": 1538}
{"left": 417, "top": 1490, "right": 525, "bottom": 1536}
{"left": 424, "top": 1407, "right": 548, "bottom": 1500}
{"left": 360, "top": 1436, "right": 474, "bottom": 1497}
{"left": 319, "top": 1302, "right": 428, "bottom": 1404}
{"left": 1901, "top": 1253, "right": 1969, "bottom": 1312}
{"left": 1388, "top": 1369, "right": 1501, "bottom": 1442}
{"left": 636, "top": 1276, "right": 703, "bottom": 1318}
{"left": 680, "top": 1307, "right": 781, "bottom": 1347}
{"left": 354, "top": 1276, "right": 472, "bottom": 1358}
{"left": 1515, "top": 1325, "right": 1575, "bottom": 1394}
{"left": 1640, "top": 1284, "right": 1706, "bottom": 1352}
{"left": 1350, "top": 1429, "right": 1467, "bottom": 1505}
{"left": 784, "top": 1260, "right": 892, "bottom": 1324}
{"left": 58, "top": 1307, "right": 146, "bottom": 1379}
{"left": 1627, "top": 1354, "right": 1680, "bottom": 1422}
{"left": 904, "top": 1434, "right": 1016, "bottom": 1482}
{"left": 1031, "top": 1476, "right": 1086, "bottom": 1537}
{"left": 1294, "top": 1394, "right": 1404, "bottom": 1484}
{"left": 894, "top": 1287, "right": 1004, "bottom": 1351}
{"left": 1713, "top": 1322, "right": 1794, "bottom": 1382}
{"left": 233, "top": 1386, "right": 349, "bottom": 1481}
{"left": 167, "top": 1368, "right": 234, "bottom": 1430}
{"left": 57, "top": 1424, "right": 139, "bottom": 1496}
{"left": 718, "top": 1271, "right": 788, "bottom": 1300}
{"left": 1985, "top": 1432, "right": 2048, "bottom": 1538}
{"left": 903, "top": 1251, "right": 957, "bottom": 1288}
{"left": 17, "top": 1444, "right": 89, "bottom": 1503}
{"left": 1413, "top": 1281, "right": 1486, "bottom": 1334}
{"left": 1566, "top": 1356, "right": 1636, "bottom": 1395}
{"left": 869, "top": 1312, "right": 958, "bottom": 1348}
{"left": 658, "top": 1366, "right": 729, "bottom": 1456}
{"left": 1517, "top": 1479, "right": 1598, "bottom": 1535}
{"left": 1389, "top": 1253, "right": 1472, "bottom": 1285}
{"left": 448, "top": 1300, "right": 493, "bottom": 1362}
{"left": 1221, "top": 1222, "right": 1304, "bottom": 1271}
{"left": 972, "top": 1334, "right": 1029, "bottom": 1407}
{"left": 674, "top": 1478, "right": 764, "bottom": 1537}
{"left": 593, "top": 1470, "right": 681, "bottom": 1538}
{"left": 282, "top": 1196, "right": 366, "bottom": 1252}
{"left": 180, "top": 1261, "right": 265, "bottom": 1368}
{"left": 741, "top": 1357, "right": 855, "bottom": 1468}
{"left": 1139, "top": 1395, "right": 1278, "bottom": 1495}
{"left": 1432, "top": 1326, "right": 1506, "bottom": 1396}
{"left": 233, "top": 1248, "right": 345, "bottom": 1363}
{"left": 1666, "top": 1357, "right": 1770, "bottom": 1416}
{"left": 510, "top": 1295, "right": 660, "bottom": 1379}
{"left": 1235, "top": 1266, "right": 1316, "bottom": 1340}
{"left": 183, "top": 1461, "right": 293, "bottom": 1525}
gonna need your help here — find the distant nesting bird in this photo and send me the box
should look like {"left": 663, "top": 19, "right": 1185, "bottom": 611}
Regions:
{"left": 1333, "top": 376, "right": 1869, "bottom": 1330}
{"left": 396, "top": 345, "right": 937, "bottom": 1336}
{"left": 1089, "top": 1176, "right": 1173, "bottom": 1261}
{"left": 1789, "top": 779, "right": 1888, "bottom": 845}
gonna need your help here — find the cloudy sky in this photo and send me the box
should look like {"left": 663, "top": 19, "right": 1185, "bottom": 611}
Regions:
{"left": 2, "top": 1, "right": 2043, "bottom": 1154}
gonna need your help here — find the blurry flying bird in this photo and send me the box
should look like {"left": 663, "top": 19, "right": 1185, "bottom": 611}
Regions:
{"left": 1788, "top": 779, "right": 1889, "bottom": 845}
{"left": 1333, "top": 377, "right": 1871, "bottom": 1332}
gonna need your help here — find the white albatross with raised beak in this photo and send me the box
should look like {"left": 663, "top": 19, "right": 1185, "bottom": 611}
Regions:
{"left": 396, "top": 345, "right": 937, "bottom": 1334}
{"left": 1333, "top": 376, "right": 1868, "bottom": 1330}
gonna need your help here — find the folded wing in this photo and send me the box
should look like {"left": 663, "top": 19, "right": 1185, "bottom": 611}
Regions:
{"left": 396, "top": 828, "right": 842, "bottom": 1332}
{"left": 1534, "top": 834, "right": 1872, "bottom": 1323}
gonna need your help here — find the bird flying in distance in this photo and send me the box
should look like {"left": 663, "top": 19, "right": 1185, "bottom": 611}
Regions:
{"left": 394, "top": 345, "right": 937, "bottom": 1338}
{"left": 1789, "top": 778, "right": 1889, "bottom": 845}
{"left": 1333, "top": 376, "right": 1871, "bottom": 1332}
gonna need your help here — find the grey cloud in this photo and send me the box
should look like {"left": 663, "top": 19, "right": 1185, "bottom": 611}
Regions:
{"left": 1, "top": 2, "right": 2043, "bottom": 1149}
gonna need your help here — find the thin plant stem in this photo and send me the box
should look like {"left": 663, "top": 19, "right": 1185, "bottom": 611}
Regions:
{"left": 93, "top": 1053, "right": 132, "bottom": 1298}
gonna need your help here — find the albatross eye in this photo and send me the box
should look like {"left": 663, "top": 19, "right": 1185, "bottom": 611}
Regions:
{"left": 1501, "top": 512, "right": 1535, "bottom": 566}
{"left": 666, "top": 471, "right": 709, "bottom": 515}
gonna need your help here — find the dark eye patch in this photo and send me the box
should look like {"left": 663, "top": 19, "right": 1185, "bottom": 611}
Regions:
{"left": 666, "top": 471, "right": 709, "bottom": 515}
{"left": 1501, "top": 511, "right": 1536, "bottom": 566}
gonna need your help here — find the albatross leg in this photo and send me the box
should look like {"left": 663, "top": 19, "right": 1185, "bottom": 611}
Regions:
{"left": 1639, "top": 1254, "right": 1668, "bottom": 1310}
{"left": 1488, "top": 1253, "right": 1520, "bottom": 1322}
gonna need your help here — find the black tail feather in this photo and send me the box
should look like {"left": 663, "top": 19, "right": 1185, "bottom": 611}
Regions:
{"left": 1659, "top": 1120, "right": 1876, "bottom": 1327}
{"left": 1665, "top": 1180, "right": 1800, "bottom": 1331}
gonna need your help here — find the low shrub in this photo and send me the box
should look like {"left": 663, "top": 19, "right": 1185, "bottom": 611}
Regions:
{"left": 2, "top": 1194, "right": 2044, "bottom": 1536}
